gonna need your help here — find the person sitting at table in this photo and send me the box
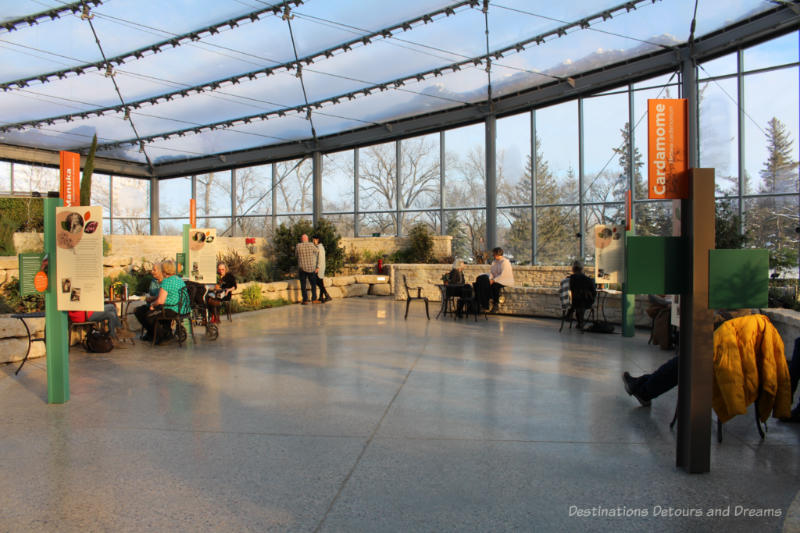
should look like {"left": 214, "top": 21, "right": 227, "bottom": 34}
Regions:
{"left": 68, "top": 303, "right": 133, "bottom": 349}
{"left": 568, "top": 260, "right": 596, "bottom": 329}
{"left": 445, "top": 259, "right": 465, "bottom": 285}
{"left": 134, "top": 262, "right": 164, "bottom": 337}
{"left": 206, "top": 262, "right": 237, "bottom": 323}
{"left": 488, "top": 247, "right": 514, "bottom": 313}
{"left": 140, "top": 260, "right": 189, "bottom": 343}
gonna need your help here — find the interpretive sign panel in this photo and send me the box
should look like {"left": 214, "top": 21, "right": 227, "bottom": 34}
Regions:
{"left": 184, "top": 226, "right": 217, "bottom": 283}
{"left": 18, "top": 252, "right": 44, "bottom": 296}
{"left": 55, "top": 206, "right": 103, "bottom": 311}
{"left": 594, "top": 224, "right": 624, "bottom": 284}
{"left": 648, "top": 99, "right": 688, "bottom": 199}
{"left": 626, "top": 236, "right": 688, "bottom": 295}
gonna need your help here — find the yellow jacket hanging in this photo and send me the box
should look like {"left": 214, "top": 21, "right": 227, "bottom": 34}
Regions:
{"left": 713, "top": 314, "right": 792, "bottom": 423}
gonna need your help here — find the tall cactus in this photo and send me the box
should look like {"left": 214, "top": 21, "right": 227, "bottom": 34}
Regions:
{"left": 79, "top": 134, "right": 98, "bottom": 206}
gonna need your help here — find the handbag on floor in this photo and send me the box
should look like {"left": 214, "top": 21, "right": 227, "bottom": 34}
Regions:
{"left": 85, "top": 330, "right": 114, "bottom": 353}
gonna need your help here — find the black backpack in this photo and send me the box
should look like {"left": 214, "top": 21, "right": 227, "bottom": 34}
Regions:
{"left": 85, "top": 330, "right": 113, "bottom": 353}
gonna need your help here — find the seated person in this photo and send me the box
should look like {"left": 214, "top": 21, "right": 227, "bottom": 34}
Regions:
{"left": 206, "top": 262, "right": 237, "bottom": 323}
{"left": 568, "top": 261, "right": 596, "bottom": 329}
{"left": 68, "top": 303, "right": 133, "bottom": 349}
{"left": 445, "top": 259, "right": 466, "bottom": 285}
{"left": 784, "top": 337, "right": 800, "bottom": 423}
{"left": 488, "top": 247, "right": 513, "bottom": 313}
{"left": 647, "top": 294, "right": 673, "bottom": 350}
{"left": 140, "top": 260, "right": 189, "bottom": 343}
{"left": 134, "top": 262, "right": 164, "bottom": 336}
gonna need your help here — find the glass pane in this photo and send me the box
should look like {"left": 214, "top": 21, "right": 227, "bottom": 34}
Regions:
{"left": 744, "top": 195, "right": 799, "bottom": 273}
{"left": 583, "top": 93, "right": 628, "bottom": 203}
{"left": 699, "top": 52, "right": 737, "bottom": 79}
{"left": 358, "top": 213, "right": 395, "bottom": 237}
{"left": 323, "top": 150, "right": 354, "bottom": 212}
{"left": 11, "top": 163, "right": 59, "bottom": 195}
{"left": 197, "top": 217, "right": 229, "bottom": 234}
{"left": 400, "top": 135, "right": 440, "bottom": 210}
{"left": 0, "top": 162, "right": 10, "bottom": 192}
{"left": 743, "top": 68, "right": 800, "bottom": 194}
{"left": 160, "top": 218, "right": 189, "bottom": 236}
{"left": 699, "top": 77, "right": 739, "bottom": 196}
{"left": 359, "top": 142, "right": 396, "bottom": 211}
{"left": 445, "top": 123, "right": 484, "bottom": 208}
{"left": 401, "top": 211, "right": 438, "bottom": 237}
{"left": 274, "top": 158, "right": 313, "bottom": 215}
{"left": 159, "top": 177, "right": 190, "bottom": 218}
{"left": 196, "top": 171, "right": 231, "bottom": 217}
{"left": 276, "top": 215, "right": 312, "bottom": 228}
{"left": 114, "top": 176, "right": 150, "bottom": 234}
{"left": 498, "top": 207, "right": 530, "bottom": 265}
{"left": 743, "top": 32, "right": 798, "bottom": 72}
{"left": 535, "top": 206, "right": 578, "bottom": 265}
{"left": 444, "top": 209, "right": 474, "bottom": 262}
{"left": 497, "top": 112, "right": 531, "bottom": 207}
{"left": 113, "top": 219, "right": 150, "bottom": 236}
{"left": 234, "top": 164, "right": 271, "bottom": 237}
{"left": 91, "top": 173, "right": 110, "bottom": 212}
{"left": 322, "top": 214, "right": 355, "bottom": 238}
{"left": 536, "top": 101, "right": 578, "bottom": 203}
{"left": 633, "top": 200, "right": 673, "bottom": 236}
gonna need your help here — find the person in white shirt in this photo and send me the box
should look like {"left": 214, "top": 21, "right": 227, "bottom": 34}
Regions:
{"left": 312, "top": 234, "right": 332, "bottom": 303}
{"left": 488, "top": 247, "right": 513, "bottom": 313}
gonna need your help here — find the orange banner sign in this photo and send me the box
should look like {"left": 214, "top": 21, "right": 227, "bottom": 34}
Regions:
{"left": 59, "top": 151, "right": 80, "bottom": 207}
{"left": 647, "top": 99, "right": 688, "bottom": 199}
{"left": 190, "top": 198, "right": 196, "bottom": 228}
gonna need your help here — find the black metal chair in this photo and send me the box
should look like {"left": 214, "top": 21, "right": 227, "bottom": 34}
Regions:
{"left": 403, "top": 275, "right": 429, "bottom": 320}
{"left": 152, "top": 286, "right": 194, "bottom": 346}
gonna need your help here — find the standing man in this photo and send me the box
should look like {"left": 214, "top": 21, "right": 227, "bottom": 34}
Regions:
{"left": 488, "top": 247, "right": 513, "bottom": 313}
{"left": 312, "top": 234, "right": 332, "bottom": 303}
{"left": 296, "top": 234, "right": 319, "bottom": 304}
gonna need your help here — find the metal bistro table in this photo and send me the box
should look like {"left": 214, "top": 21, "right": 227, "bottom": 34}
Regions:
{"left": 11, "top": 312, "right": 46, "bottom": 375}
{"left": 435, "top": 283, "right": 467, "bottom": 319}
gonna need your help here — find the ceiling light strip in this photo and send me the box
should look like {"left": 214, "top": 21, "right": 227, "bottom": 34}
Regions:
{"left": 0, "top": 1, "right": 103, "bottom": 33}
{"left": 0, "top": 0, "right": 304, "bottom": 91}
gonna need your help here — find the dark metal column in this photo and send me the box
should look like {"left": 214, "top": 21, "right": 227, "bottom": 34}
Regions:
{"left": 109, "top": 175, "right": 114, "bottom": 234}
{"left": 354, "top": 148, "right": 360, "bottom": 237}
{"left": 486, "top": 114, "right": 497, "bottom": 251}
{"left": 149, "top": 177, "right": 159, "bottom": 235}
{"left": 312, "top": 151, "right": 322, "bottom": 226}
{"left": 395, "top": 140, "right": 402, "bottom": 236}
{"left": 531, "top": 110, "right": 537, "bottom": 265}
{"left": 677, "top": 56, "right": 714, "bottom": 474}
{"left": 440, "top": 131, "right": 445, "bottom": 235}
{"left": 578, "top": 98, "right": 585, "bottom": 260}
{"left": 271, "top": 163, "right": 277, "bottom": 234}
{"left": 737, "top": 49, "right": 745, "bottom": 229}
{"left": 628, "top": 84, "right": 635, "bottom": 224}
{"left": 230, "top": 169, "right": 237, "bottom": 236}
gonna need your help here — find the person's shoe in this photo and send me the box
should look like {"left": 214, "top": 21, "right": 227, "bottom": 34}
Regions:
{"left": 312, "top": 299, "right": 322, "bottom": 304}
{"left": 322, "top": 295, "right": 332, "bottom": 302}
{"left": 779, "top": 407, "right": 800, "bottom": 423}
{"left": 301, "top": 301, "right": 310, "bottom": 305}
{"left": 622, "top": 372, "right": 651, "bottom": 407}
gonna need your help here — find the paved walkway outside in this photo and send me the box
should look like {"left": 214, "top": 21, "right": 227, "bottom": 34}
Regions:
{"left": 1, "top": 297, "right": 799, "bottom": 532}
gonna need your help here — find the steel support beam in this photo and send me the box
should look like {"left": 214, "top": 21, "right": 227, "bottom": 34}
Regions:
{"left": 0, "top": 143, "right": 150, "bottom": 178}
{"left": 231, "top": 169, "right": 237, "bottom": 236}
{"left": 486, "top": 115, "right": 497, "bottom": 252}
{"left": 354, "top": 148, "right": 360, "bottom": 237}
{"left": 440, "top": 131, "right": 445, "bottom": 235}
{"left": 312, "top": 151, "right": 322, "bottom": 227}
{"left": 395, "top": 140, "right": 402, "bottom": 236}
{"left": 578, "top": 98, "right": 585, "bottom": 261}
{"left": 149, "top": 177, "right": 159, "bottom": 235}
{"left": 531, "top": 111, "right": 537, "bottom": 265}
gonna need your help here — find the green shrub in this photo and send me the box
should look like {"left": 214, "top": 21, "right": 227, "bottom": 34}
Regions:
{"left": 251, "top": 260, "right": 277, "bottom": 282}
{"left": 239, "top": 284, "right": 262, "bottom": 308}
{"left": 217, "top": 248, "right": 256, "bottom": 281}
{"left": 406, "top": 223, "right": 434, "bottom": 263}
{"left": 0, "top": 197, "right": 44, "bottom": 232}
{"left": 362, "top": 249, "right": 386, "bottom": 263}
{"left": 0, "top": 219, "right": 16, "bottom": 256}
{"left": 0, "top": 277, "right": 44, "bottom": 313}
{"left": 270, "top": 218, "right": 344, "bottom": 278}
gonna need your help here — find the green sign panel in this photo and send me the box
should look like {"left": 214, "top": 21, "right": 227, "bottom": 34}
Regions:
{"left": 626, "top": 236, "right": 689, "bottom": 295}
{"left": 18, "top": 252, "right": 44, "bottom": 296}
{"left": 176, "top": 252, "right": 186, "bottom": 277}
{"left": 708, "top": 249, "right": 769, "bottom": 309}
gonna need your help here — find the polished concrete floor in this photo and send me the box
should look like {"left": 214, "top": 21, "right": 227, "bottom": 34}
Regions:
{"left": 1, "top": 297, "right": 799, "bottom": 532}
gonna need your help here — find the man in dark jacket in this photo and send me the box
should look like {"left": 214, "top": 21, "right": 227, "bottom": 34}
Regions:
{"left": 568, "top": 260, "right": 596, "bottom": 329}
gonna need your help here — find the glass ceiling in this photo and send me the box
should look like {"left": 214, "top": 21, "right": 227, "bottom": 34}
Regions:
{"left": 0, "top": 0, "right": 786, "bottom": 174}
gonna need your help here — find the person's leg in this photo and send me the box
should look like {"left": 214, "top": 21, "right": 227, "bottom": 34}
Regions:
{"left": 299, "top": 270, "right": 310, "bottom": 302}
{"left": 490, "top": 283, "right": 503, "bottom": 311}
{"left": 309, "top": 272, "right": 319, "bottom": 302}
{"left": 789, "top": 337, "right": 800, "bottom": 397}
{"left": 89, "top": 305, "right": 121, "bottom": 338}
{"left": 636, "top": 356, "right": 679, "bottom": 401}
{"left": 574, "top": 306, "right": 586, "bottom": 328}
{"left": 316, "top": 277, "right": 329, "bottom": 302}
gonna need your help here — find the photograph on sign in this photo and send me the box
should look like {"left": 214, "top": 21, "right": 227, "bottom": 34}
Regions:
{"left": 55, "top": 206, "right": 104, "bottom": 311}
{"left": 187, "top": 228, "right": 217, "bottom": 283}
{"left": 647, "top": 99, "right": 688, "bottom": 200}
{"left": 594, "top": 224, "right": 624, "bottom": 284}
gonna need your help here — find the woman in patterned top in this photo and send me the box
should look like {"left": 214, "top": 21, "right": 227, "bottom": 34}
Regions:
{"left": 141, "top": 260, "right": 189, "bottom": 342}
